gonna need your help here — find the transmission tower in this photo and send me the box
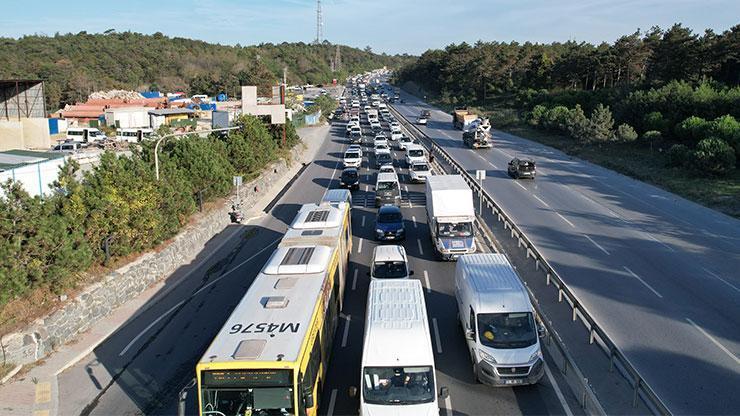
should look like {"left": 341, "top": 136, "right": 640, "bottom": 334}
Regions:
{"left": 314, "top": 0, "right": 323, "bottom": 44}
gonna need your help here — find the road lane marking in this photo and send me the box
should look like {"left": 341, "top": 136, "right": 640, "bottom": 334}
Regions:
{"left": 583, "top": 234, "right": 610, "bottom": 255}
{"left": 365, "top": 184, "right": 368, "bottom": 192}
{"left": 701, "top": 267, "right": 740, "bottom": 293}
{"left": 327, "top": 389, "right": 338, "bottom": 416}
{"left": 417, "top": 238, "right": 424, "bottom": 255}
{"left": 555, "top": 212, "right": 576, "bottom": 228}
{"left": 623, "top": 266, "right": 663, "bottom": 298}
{"left": 533, "top": 195, "right": 548, "bottom": 206}
{"left": 685, "top": 318, "right": 740, "bottom": 365}
{"left": 444, "top": 394, "right": 453, "bottom": 416}
{"left": 321, "top": 148, "right": 344, "bottom": 201}
{"left": 119, "top": 239, "right": 280, "bottom": 356}
{"left": 544, "top": 362, "right": 575, "bottom": 416}
{"left": 515, "top": 181, "right": 527, "bottom": 190}
{"left": 412, "top": 215, "right": 418, "bottom": 228}
{"left": 357, "top": 238, "right": 363, "bottom": 254}
{"left": 341, "top": 315, "right": 351, "bottom": 347}
{"left": 404, "top": 185, "right": 409, "bottom": 192}
{"left": 432, "top": 318, "right": 443, "bottom": 354}
{"left": 361, "top": 216, "right": 366, "bottom": 227}
{"left": 423, "top": 270, "right": 431, "bottom": 293}
{"left": 645, "top": 233, "right": 675, "bottom": 252}
{"left": 352, "top": 269, "right": 358, "bottom": 291}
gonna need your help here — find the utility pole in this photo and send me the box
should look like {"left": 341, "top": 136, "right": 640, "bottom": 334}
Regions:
{"left": 334, "top": 45, "right": 342, "bottom": 72}
{"left": 314, "top": 0, "right": 323, "bottom": 44}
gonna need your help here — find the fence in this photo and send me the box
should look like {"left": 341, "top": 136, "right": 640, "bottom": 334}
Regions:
{"left": 389, "top": 104, "right": 670, "bottom": 416}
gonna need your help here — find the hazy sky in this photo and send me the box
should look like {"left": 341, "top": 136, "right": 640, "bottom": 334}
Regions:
{"left": 1, "top": 0, "right": 738, "bottom": 54}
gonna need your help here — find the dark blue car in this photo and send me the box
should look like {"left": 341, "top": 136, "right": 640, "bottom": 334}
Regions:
{"left": 375, "top": 205, "right": 405, "bottom": 241}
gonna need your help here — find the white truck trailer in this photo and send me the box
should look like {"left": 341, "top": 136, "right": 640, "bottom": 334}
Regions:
{"left": 425, "top": 175, "right": 477, "bottom": 260}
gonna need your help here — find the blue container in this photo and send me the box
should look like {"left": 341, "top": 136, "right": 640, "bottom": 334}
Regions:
{"left": 141, "top": 91, "right": 162, "bottom": 98}
{"left": 48, "top": 118, "right": 59, "bottom": 135}
{"left": 217, "top": 93, "right": 227, "bottom": 102}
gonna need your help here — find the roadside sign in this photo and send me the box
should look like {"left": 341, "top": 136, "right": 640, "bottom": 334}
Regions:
{"left": 233, "top": 176, "right": 243, "bottom": 186}
{"left": 476, "top": 170, "right": 486, "bottom": 180}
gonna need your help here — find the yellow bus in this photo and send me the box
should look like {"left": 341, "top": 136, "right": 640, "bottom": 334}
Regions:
{"left": 196, "top": 202, "right": 351, "bottom": 416}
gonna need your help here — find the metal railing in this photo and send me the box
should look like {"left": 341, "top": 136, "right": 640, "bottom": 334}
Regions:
{"left": 389, "top": 104, "right": 670, "bottom": 416}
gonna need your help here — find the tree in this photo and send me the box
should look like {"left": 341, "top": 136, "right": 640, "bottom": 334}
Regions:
{"left": 616, "top": 124, "right": 638, "bottom": 141}
{"left": 586, "top": 104, "right": 615, "bottom": 142}
{"left": 693, "top": 138, "right": 736, "bottom": 175}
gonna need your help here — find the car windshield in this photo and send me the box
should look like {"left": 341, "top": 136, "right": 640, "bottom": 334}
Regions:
{"left": 411, "top": 164, "right": 429, "bottom": 172}
{"left": 376, "top": 181, "right": 397, "bottom": 191}
{"left": 477, "top": 312, "right": 537, "bottom": 349}
{"left": 378, "top": 211, "right": 402, "bottom": 223}
{"left": 363, "top": 366, "right": 434, "bottom": 405}
{"left": 408, "top": 150, "right": 424, "bottom": 157}
{"left": 345, "top": 152, "right": 360, "bottom": 159}
{"left": 343, "top": 170, "right": 358, "bottom": 180}
{"left": 372, "top": 261, "right": 408, "bottom": 279}
{"left": 520, "top": 162, "right": 535, "bottom": 171}
{"left": 200, "top": 370, "right": 295, "bottom": 416}
{"left": 437, "top": 222, "right": 473, "bottom": 238}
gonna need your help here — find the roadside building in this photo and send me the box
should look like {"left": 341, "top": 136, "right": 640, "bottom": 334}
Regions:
{"left": 0, "top": 149, "right": 67, "bottom": 197}
{"left": 104, "top": 107, "right": 154, "bottom": 128}
{"left": 0, "top": 80, "right": 52, "bottom": 151}
{"left": 148, "top": 108, "right": 196, "bottom": 129}
{"left": 240, "top": 86, "right": 287, "bottom": 124}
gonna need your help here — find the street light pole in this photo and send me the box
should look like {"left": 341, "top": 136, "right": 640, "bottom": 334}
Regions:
{"left": 153, "top": 126, "right": 240, "bottom": 181}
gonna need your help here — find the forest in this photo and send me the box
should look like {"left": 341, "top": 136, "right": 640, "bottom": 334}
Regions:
{"left": 394, "top": 24, "right": 739, "bottom": 213}
{"left": 0, "top": 31, "right": 414, "bottom": 110}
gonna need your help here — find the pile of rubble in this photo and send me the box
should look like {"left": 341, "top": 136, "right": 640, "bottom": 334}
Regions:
{"left": 88, "top": 90, "right": 144, "bottom": 100}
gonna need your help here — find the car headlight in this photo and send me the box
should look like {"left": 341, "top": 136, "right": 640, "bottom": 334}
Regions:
{"left": 479, "top": 349, "right": 497, "bottom": 364}
{"left": 394, "top": 195, "right": 401, "bottom": 199}
{"left": 529, "top": 349, "right": 543, "bottom": 363}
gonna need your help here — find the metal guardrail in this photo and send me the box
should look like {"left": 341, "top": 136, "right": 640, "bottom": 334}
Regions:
{"left": 389, "top": 104, "right": 671, "bottom": 416}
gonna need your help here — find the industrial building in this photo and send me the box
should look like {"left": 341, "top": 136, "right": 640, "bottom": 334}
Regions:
{"left": 0, "top": 80, "right": 52, "bottom": 151}
{"left": 148, "top": 108, "right": 195, "bottom": 129}
{"left": 0, "top": 149, "right": 67, "bottom": 197}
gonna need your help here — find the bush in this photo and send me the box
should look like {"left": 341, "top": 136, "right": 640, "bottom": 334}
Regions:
{"left": 616, "top": 124, "right": 638, "bottom": 142}
{"left": 707, "top": 115, "right": 740, "bottom": 159}
{"left": 667, "top": 144, "right": 691, "bottom": 167}
{"left": 643, "top": 111, "right": 669, "bottom": 134}
{"left": 566, "top": 105, "right": 589, "bottom": 141}
{"left": 488, "top": 108, "right": 520, "bottom": 128}
{"left": 543, "top": 105, "right": 572, "bottom": 132}
{"left": 586, "top": 104, "right": 615, "bottom": 142}
{"left": 675, "top": 116, "right": 708, "bottom": 144}
{"left": 528, "top": 105, "right": 547, "bottom": 126}
{"left": 692, "top": 138, "right": 736, "bottom": 175}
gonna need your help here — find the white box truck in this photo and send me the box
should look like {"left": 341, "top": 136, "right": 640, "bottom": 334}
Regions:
{"left": 425, "top": 175, "right": 477, "bottom": 260}
{"left": 358, "top": 279, "right": 448, "bottom": 415}
{"left": 455, "top": 254, "right": 544, "bottom": 386}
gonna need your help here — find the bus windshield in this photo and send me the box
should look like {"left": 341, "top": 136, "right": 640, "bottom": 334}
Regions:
{"left": 200, "top": 369, "right": 295, "bottom": 416}
{"left": 477, "top": 312, "right": 537, "bottom": 349}
{"left": 363, "top": 366, "right": 435, "bottom": 405}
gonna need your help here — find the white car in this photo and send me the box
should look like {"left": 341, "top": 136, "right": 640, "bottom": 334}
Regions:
{"left": 369, "top": 245, "right": 412, "bottom": 280}
{"left": 370, "top": 121, "right": 382, "bottom": 131}
{"left": 397, "top": 135, "right": 412, "bottom": 150}
{"left": 373, "top": 135, "right": 388, "bottom": 148}
{"left": 391, "top": 130, "right": 403, "bottom": 141}
{"left": 405, "top": 144, "right": 426, "bottom": 166}
{"left": 378, "top": 164, "right": 396, "bottom": 175}
{"left": 390, "top": 121, "right": 401, "bottom": 130}
{"left": 347, "top": 144, "right": 363, "bottom": 157}
{"left": 374, "top": 143, "right": 390, "bottom": 154}
{"left": 409, "top": 161, "right": 432, "bottom": 183}
{"left": 343, "top": 149, "right": 362, "bottom": 168}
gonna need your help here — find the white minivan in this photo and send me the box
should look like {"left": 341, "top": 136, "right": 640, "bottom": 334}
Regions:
{"left": 405, "top": 144, "right": 426, "bottom": 167}
{"left": 357, "top": 279, "right": 448, "bottom": 415}
{"left": 455, "top": 254, "right": 545, "bottom": 386}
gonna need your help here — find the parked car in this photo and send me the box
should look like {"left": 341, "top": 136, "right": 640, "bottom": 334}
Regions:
{"left": 368, "top": 245, "right": 412, "bottom": 279}
{"left": 340, "top": 167, "right": 360, "bottom": 190}
{"left": 374, "top": 205, "right": 406, "bottom": 241}
{"left": 507, "top": 158, "right": 536, "bottom": 179}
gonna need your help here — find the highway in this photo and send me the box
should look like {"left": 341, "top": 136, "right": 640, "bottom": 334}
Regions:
{"left": 55, "top": 92, "right": 577, "bottom": 415}
{"left": 392, "top": 91, "right": 740, "bottom": 415}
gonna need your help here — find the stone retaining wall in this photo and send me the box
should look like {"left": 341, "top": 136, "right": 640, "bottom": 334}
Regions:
{"left": 0, "top": 144, "right": 303, "bottom": 367}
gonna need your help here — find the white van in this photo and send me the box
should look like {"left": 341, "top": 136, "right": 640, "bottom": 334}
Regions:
{"left": 66, "top": 127, "right": 105, "bottom": 145}
{"left": 369, "top": 245, "right": 412, "bottom": 279}
{"left": 374, "top": 172, "right": 400, "bottom": 207}
{"left": 454, "top": 254, "right": 544, "bottom": 386}
{"left": 358, "top": 279, "right": 448, "bottom": 415}
{"left": 405, "top": 144, "right": 426, "bottom": 167}
{"left": 115, "top": 128, "right": 153, "bottom": 143}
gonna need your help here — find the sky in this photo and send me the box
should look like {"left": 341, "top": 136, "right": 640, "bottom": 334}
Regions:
{"left": 1, "top": 0, "right": 738, "bottom": 55}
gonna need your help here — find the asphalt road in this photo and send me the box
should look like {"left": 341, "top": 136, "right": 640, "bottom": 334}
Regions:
{"left": 57, "top": 98, "right": 576, "bottom": 415}
{"left": 392, "top": 91, "right": 740, "bottom": 415}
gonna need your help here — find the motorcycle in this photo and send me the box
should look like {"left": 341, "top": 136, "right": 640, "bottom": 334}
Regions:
{"left": 229, "top": 204, "right": 244, "bottom": 224}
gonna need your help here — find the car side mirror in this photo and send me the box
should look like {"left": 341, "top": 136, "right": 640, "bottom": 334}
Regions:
{"left": 465, "top": 329, "right": 475, "bottom": 340}
{"left": 409, "top": 270, "right": 415, "bottom": 276}
{"left": 538, "top": 324, "right": 546, "bottom": 338}
{"left": 439, "top": 386, "right": 449, "bottom": 399}
{"left": 348, "top": 386, "right": 358, "bottom": 397}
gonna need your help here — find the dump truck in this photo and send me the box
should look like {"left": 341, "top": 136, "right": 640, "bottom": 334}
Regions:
{"left": 452, "top": 107, "right": 478, "bottom": 130}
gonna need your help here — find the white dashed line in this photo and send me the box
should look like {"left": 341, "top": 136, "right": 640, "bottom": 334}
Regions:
{"left": 404, "top": 185, "right": 409, "bottom": 192}
{"left": 645, "top": 233, "right": 675, "bottom": 252}
{"left": 412, "top": 215, "right": 418, "bottom": 228}
{"left": 361, "top": 216, "right": 366, "bottom": 227}
{"left": 341, "top": 315, "right": 351, "bottom": 347}
{"left": 623, "top": 266, "right": 663, "bottom": 298}
{"left": 515, "top": 181, "right": 527, "bottom": 190}
{"left": 423, "top": 270, "right": 431, "bottom": 293}
{"left": 685, "top": 318, "right": 740, "bottom": 365}
{"left": 583, "top": 234, "right": 610, "bottom": 255}
{"left": 365, "top": 184, "right": 369, "bottom": 192}
{"left": 432, "top": 318, "right": 443, "bottom": 354}
{"left": 701, "top": 267, "right": 740, "bottom": 293}
{"left": 351, "top": 269, "right": 358, "bottom": 291}
{"left": 327, "top": 389, "right": 338, "bottom": 416}
{"left": 357, "top": 238, "right": 363, "bottom": 254}
{"left": 444, "top": 396, "right": 453, "bottom": 416}
{"left": 532, "top": 195, "right": 548, "bottom": 206}
{"left": 417, "top": 238, "right": 424, "bottom": 255}
{"left": 555, "top": 212, "right": 576, "bottom": 228}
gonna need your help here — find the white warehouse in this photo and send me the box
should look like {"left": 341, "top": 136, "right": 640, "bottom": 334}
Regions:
{"left": 104, "top": 107, "right": 154, "bottom": 129}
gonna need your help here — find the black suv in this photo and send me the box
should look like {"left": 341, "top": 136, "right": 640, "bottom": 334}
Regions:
{"left": 340, "top": 167, "right": 360, "bottom": 190}
{"left": 507, "top": 158, "right": 536, "bottom": 179}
